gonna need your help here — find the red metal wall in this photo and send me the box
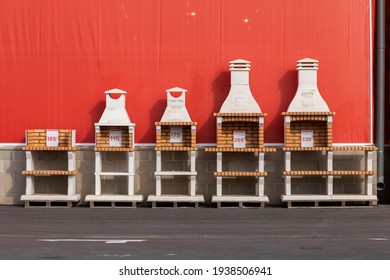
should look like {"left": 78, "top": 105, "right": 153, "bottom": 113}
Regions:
{"left": 0, "top": 0, "right": 373, "bottom": 144}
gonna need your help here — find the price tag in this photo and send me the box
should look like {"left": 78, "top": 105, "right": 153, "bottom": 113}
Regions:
{"left": 301, "top": 130, "right": 314, "bottom": 148}
{"left": 170, "top": 126, "right": 182, "bottom": 143}
{"left": 233, "top": 130, "right": 246, "bottom": 148}
{"left": 109, "top": 129, "right": 122, "bottom": 147}
{"left": 46, "top": 129, "right": 59, "bottom": 147}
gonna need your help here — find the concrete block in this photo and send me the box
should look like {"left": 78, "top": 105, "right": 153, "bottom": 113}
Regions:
{"left": 173, "top": 151, "right": 192, "bottom": 161}
{"left": 196, "top": 171, "right": 215, "bottom": 184}
{"left": 0, "top": 151, "right": 13, "bottom": 160}
{"left": 197, "top": 150, "right": 217, "bottom": 161}
{"left": 12, "top": 150, "right": 26, "bottom": 161}
{"left": 105, "top": 152, "right": 128, "bottom": 161}
{"left": 268, "top": 193, "right": 283, "bottom": 205}
{"left": 228, "top": 160, "right": 254, "bottom": 172}
{"left": 271, "top": 183, "right": 285, "bottom": 196}
{"left": 207, "top": 161, "right": 217, "bottom": 172}
{"left": 135, "top": 150, "right": 152, "bottom": 161}
{"left": 0, "top": 194, "right": 22, "bottom": 205}
{"left": 77, "top": 150, "right": 95, "bottom": 161}
{"left": 160, "top": 161, "right": 185, "bottom": 172}
{"left": 114, "top": 161, "right": 129, "bottom": 173}
{"left": 138, "top": 160, "right": 156, "bottom": 172}
{"left": 297, "top": 183, "right": 325, "bottom": 195}
{"left": 78, "top": 160, "right": 94, "bottom": 173}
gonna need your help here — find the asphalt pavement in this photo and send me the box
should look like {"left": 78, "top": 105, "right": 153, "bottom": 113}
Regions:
{"left": 0, "top": 204, "right": 389, "bottom": 260}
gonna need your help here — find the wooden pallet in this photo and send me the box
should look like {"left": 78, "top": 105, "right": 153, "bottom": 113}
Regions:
{"left": 151, "top": 201, "right": 200, "bottom": 208}
{"left": 216, "top": 201, "right": 266, "bottom": 209}
{"left": 286, "top": 200, "right": 375, "bottom": 208}
{"left": 24, "top": 201, "right": 73, "bottom": 208}
{"left": 89, "top": 201, "right": 139, "bottom": 208}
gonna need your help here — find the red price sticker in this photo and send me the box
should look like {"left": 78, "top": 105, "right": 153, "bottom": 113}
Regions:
{"left": 170, "top": 127, "right": 183, "bottom": 143}
{"left": 109, "top": 130, "right": 122, "bottom": 147}
{"left": 46, "top": 129, "right": 59, "bottom": 147}
{"left": 301, "top": 130, "right": 314, "bottom": 148}
{"left": 233, "top": 130, "right": 246, "bottom": 148}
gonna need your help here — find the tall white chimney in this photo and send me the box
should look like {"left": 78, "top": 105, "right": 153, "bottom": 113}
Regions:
{"left": 97, "top": 88, "right": 132, "bottom": 125}
{"left": 219, "top": 59, "right": 262, "bottom": 113}
{"left": 287, "top": 58, "right": 330, "bottom": 112}
{"left": 160, "top": 87, "right": 192, "bottom": 122}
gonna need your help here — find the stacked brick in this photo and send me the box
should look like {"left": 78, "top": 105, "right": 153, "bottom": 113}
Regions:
{"left": 283, "top": 171, "right": 375, "bottom": 176}
{"left": 155, "top": 122, "right": 197, "bottom": 151}
{"left": 283, "top": 112, "right": 335, "bottom": 148}
{"left": 95, "top": 126, "right": 133, "bottom": 151}
{"left": 206, "top": 112, "right": 269, "bottom": 152}
{"left": 23, "top": 129, "right": 77, "bottom": 150}
{"left": 214, "top": 171, "right": 268, "bottom": 177}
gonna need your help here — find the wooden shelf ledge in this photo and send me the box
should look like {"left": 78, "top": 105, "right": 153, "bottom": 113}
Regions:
{"left": 214, "top": 112, "right": 267, "bottom": 117}
{"left": 23, "top": 147, "right": 78, "bottom": 151}
{"left": 206, "top": 147, "right": 276, "bottom": 153}
{"left": 283, "top": 146, "right": 377, "bottom": 151}
{"left": 283, "top": 171, "right": 375, "bottom": 176}
{"left": 94, "top": 147, "right": 134, "bottom": 152}
{"left": 155, "top": 147, "right": 197, "bottom": 151}
{"left": 282, "top": 112, "right": 335, "bottom": 116}
{"left": 22, "top": 170, "right": 79, "bottom": 176}
{"left": 155, "top": 122, "right": 197, "bottom": 126}
{"left": 214, "top": 171, "right": 267, "bottom": 177}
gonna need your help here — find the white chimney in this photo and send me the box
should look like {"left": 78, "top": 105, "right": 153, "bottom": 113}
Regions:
{"left": 219, "top": 59, "right": 262, "bottom": 113}
{"left": 96, "top": 88, "right": 132, "bottom": 125}
{"left": 160, "top": 87, "right": 192, "bottom": 122}
{"left": 287, "top": 58, "right": 330, "bottom": 112}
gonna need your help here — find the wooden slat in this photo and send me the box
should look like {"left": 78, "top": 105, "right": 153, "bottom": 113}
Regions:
{"left": 205, "top": 147, "right": 276, "bottom": 153}
{"left": 23, "top": 146, "right": 78, "bottom": 151}
{"left": 22, "top": 170, "right": 79, "bottom": 176}
{"left": 214, "top": 112, "right": 267, "bottom": 117}
{"left": 94, "top": 147, "right": 134, "bottom": 152}
{"left": 214, "top": 171, "right": 267, "bottom": 177}
{"left": 282, "top": 112, "right": 335, "bottom": 116}
{"left": 155, "top": 122, "right": 197, "bottom": 126}
{"left": 155, "top": 147, "right": 197, "bottom": 151}
{"left": 283, "top": 170, "right": 375, "bottom": 176}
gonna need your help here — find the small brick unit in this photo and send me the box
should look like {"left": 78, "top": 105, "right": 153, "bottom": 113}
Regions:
{"left": 148, "top": 87, "right": 204, "bottom": 207}
{"left": 283, "top": 112, "right": 335, "bottom": 148}
{"left": 86, "top": 88, "right": 142, "bottom": 207}
{"left": 214, "top": 113, "right": 265, "bottom": 149}
{"left": 95, "top": 126, "right": 133, "bottom": 151}
{"left": 21, "top": 129, "right": 80, "bottom": 207}
{"left": 23, "top": 129, "right": 76, "bottom": 150}
{"left": 155, "top": 122, "right": 197, "bottom": 151}
{"left": 281, "top": 57, "right": 377, "bottom": 207}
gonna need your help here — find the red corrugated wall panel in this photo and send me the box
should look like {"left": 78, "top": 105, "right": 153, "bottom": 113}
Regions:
{"left": 0, "top": 0, "right": 373, "bottom": 144}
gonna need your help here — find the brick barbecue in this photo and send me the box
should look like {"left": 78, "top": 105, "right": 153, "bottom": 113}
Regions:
{"left": 149, "top": 87, "right": 203, "bottom": 207}
{"left": 206, "top": 59, "right": 275, "bottom": 208}
{"left": 86, "top": 88, "right": 142, "bottom": 207}
{"left": 283, "top": 58, "right": 335, "bottom": 149}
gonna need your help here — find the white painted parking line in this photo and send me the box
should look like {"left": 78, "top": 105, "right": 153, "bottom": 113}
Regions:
{"left": 39, "top": 239, "right": 146, "bottom": 244}
{"left": 368, "top": 238, "right": 389, "bottom": 241}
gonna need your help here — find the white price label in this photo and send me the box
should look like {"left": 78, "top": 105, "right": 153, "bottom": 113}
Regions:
{"left": 301, "top": 130, "right": 314, "bottom": 148}
{"left": 170, "top": 127, "right": 182, "bottom": 143}
{"left": 46, "top": 129, "right": 59, "bottom": 147}
{"left": 233, "top": 130, "right": 246, "bottom": 148}
{"left": 109, "top": 130, "right": 122, "bottom": 147}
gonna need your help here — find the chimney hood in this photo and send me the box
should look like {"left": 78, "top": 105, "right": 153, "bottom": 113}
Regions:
{"left": 287, "top": 58, "right": 330, "bottom": 112}
{"left": 160, "top": 87, "right": 192, "bottom": 122}
{"left": 219, "top": 59, "right": 262, "bottom": 113}
{"left": 96, "top": 88, "right": 133, "bottom": 125}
